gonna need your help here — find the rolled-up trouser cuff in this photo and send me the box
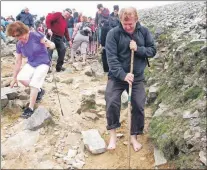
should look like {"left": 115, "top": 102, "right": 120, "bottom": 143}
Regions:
{"left": 131, "top": 131, "right": 144, "bottom": 135}
{"left": 106, "top": 122, "right": 121, "bottom": 130}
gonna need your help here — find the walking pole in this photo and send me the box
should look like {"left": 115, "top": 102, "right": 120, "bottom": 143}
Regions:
{"left": 96, "top": 28, "right": 99, "bottom": 55}
{"left": 49, "top": 35, "right": 64, "bottom": 116}
{"left": 93, "top": 31, "right": 96, "bottom": 57}
{"left": 127, "top": 49, "right": 134, "bottom": 169}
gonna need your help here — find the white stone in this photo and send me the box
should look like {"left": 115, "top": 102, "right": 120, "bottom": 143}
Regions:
{"left": 72, "top": 160, "right": 85, "bottom": 169}
{"left": 116, "top": 133, "right": 124, "bottom": 138}
{"left": 67, "top": 149, "right": 78, "bottom": 158}
{"left": 199, "top": 151, "right": 207, "bottom": 166}
{"left": 154, "top": 147, "right": 167, "bottom": 166}
{"left": 81, "top": 129, "right": 106, "bottom": 154}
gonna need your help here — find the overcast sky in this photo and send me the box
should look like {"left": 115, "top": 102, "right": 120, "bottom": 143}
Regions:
{"left": 2, "top": 1, "right": 181, "bottom": 19}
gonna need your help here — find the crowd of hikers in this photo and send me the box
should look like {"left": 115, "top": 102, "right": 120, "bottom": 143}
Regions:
{"left": 3, "top": 4, "right": 156, "bottom": 152}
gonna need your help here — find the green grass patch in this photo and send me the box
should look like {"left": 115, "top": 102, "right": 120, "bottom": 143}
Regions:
{"left": 183, "top": 86, "right": 203, "bottom": 101}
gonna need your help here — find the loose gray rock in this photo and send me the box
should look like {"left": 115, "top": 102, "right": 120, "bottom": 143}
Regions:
{"left": 183, "top": 110, "right": 199, "bottom": 119}
{"left": 96, "top": 111, "right": 105, "bottom": 118}
{"left": 18, "top": 92, "right": 29, "bottom": 100}
{"left": 72, "top": 63, "right": 83, "bottom": 71}
{"left": 121, "top": 90, "right": 128, "bottom": 107}
{"left": 153, "top": 103, "right": 169, "bottom": 117}
{"left": 148, "top": 85, "right": 159, "bottom": 103}
{"left": 82, "top": 112, "right": 99, "bottom": 121}
{"left": 91, "top": 61, "right": 104, "bottom": 78}
{"left": 80, "top": 90, "right": 96, "bottom": 112}
{"left": 199, "top": 150, "right": 207, "bottom": 166}
{"left": 154, "top": 147, "right": 167, "bottom": 166}
{"left": 61, "top": 78, "right": 73, "bottom": 84}
{"left": 1, "top": 44, "right": 16, "bottom": 57}
{"left": 72, "top": 160, "right": 85, "bottom": 169}
{"left": 96, "top": 98, "right": 106, "bottom": 108}
{"left": 67, "top": 149, "right": 78, "bottom": 158}
{"left": 97, "top": 85, "right": 106, "bottom": 95}
{"left": 1, "top": 95, "right": 8, "bottom": 109}
{"left": 81, "top": 129, "right": 106, "bottom": 154}
{"left": 25, "top": 106, "right": 52, "bottom": 131}
{"left": 84, "top": 66, "right": 93, "bottom": 77}
{"left": 1, "top": 87, "right": 18, "bottom": 100}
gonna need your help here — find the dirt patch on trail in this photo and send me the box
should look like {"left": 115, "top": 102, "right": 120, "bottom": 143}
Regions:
{"left": 84, "top": 108, "right": 174, "bottom": 169}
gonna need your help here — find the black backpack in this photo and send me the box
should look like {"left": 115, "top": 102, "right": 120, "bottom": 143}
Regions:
{"left": 114, "top": 26, "right": 150, "bottom": 67}
{"left": 79, "top": 22, "right": 91, "bottom": 31}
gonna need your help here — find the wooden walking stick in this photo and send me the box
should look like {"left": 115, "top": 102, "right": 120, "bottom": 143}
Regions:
{"left": 49, "top": 35, "right": 64, "bottom": 116}
{"left": 96, "top": 28, "right": 99, "bottom": 55}
{"left": 127, "top": 49, "right": 134, "bottom": 169}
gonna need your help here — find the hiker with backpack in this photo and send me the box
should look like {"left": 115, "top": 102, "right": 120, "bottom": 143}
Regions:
{"left": 105, "top": 7, "right": 156, "bottom": 151}
{"left": 72, "top": 8, "right": 79, "bottom": 27}
{"left": 70, "top": 15, "right": 92, "bottom": 65}
{"left": 16, "top": 7, "right": 34, "bottom": 30}
{"left": 100, "top": 19, "right": 110, "bottom": 72}
{"left": 109, "top": 5, "right": 120, "bottom": 29}
{"left": 95, "top": 4, "right": 110, "bottom": 47}
{"left": 100, "top": 5, "right": 120, "bottom": 72}
{"left": 6, "top": 21, "right": 55, "bottom": 118}
{"left": 46, "top": 8, "right": 72, "bottom": 72}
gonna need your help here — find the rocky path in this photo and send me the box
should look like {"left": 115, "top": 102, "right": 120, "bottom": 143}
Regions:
{"left": 1, "top": 56, "right": 172, "bottom": 169}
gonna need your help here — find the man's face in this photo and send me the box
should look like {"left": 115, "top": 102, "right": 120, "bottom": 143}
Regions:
{"left": 121, "top": 17, "right": 137, "bottom": 34}
{"left": 25, "top": 8, "right": 29, "bottom": 13}
{"left": 63, "top": 11, "right": 71, "bottom": 19}
{"left": 100, "top": 7, "right": 104, "bottom": 11}
{"left": 114, "top": 10, "right": 118, "bottom": 16}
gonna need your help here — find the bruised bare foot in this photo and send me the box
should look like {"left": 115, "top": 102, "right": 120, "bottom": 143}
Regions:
{"left": 131, "top": 135, "right": 142, "bottom": 152}
{"left": 107, "top": 129, "right": 116, "bottom": 150}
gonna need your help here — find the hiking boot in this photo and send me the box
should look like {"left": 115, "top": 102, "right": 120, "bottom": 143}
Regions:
{"left": 20, "top": 107, "right": 34, "bottom": 119}
{"left": 36, "top": 88, "right": 45, "bottom": 103}
{"left": 56, "top": 67, "right": 66, "bottom": 72}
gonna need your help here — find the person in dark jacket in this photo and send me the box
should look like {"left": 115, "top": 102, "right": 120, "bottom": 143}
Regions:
{"left": 16, "top": 7, "right": 34, "bottom": 29}
{"left": 100, "top": 20, "right": 110, "bottom": 72}
{"left": 72, "top": 8, "right": 79, "bottom": 26}
{"left": 95, "top": 4, "right": 110, "bottom": 44}
{"left": 68, "top": 16, "right": 74, "bottom": 39}
{"left": 105, "top": 7, "right": 156, "bottom": 151}
{"left": 109, "top": 5, "right": 120, "bottom": 28}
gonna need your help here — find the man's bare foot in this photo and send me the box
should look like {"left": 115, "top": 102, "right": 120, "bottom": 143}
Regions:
{"left": 107, "top": 129, "right": 116, "bottom": 150}
{"left": 131, "top": 135, "right": 142, "bottom": 152}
